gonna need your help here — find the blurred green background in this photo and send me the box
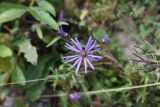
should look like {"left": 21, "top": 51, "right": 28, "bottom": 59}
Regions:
{"left": 0, "top": 0, "right": 160, "bottom": 107}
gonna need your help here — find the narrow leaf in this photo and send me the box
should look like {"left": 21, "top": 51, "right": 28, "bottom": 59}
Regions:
{"left": 29, "top": 7, "right": 59, "bottom": 30}
{"left": 46, "top": 36, "right": 61, "bottom": 47}
{"left": 58, "top": 21, "right": 69, "bottom": 26}
{"left": 37, "top": 0, "right": 56, "bottom": 16}
{"left": 0, "top": 3, "right": 25, "bottom": 13}
{"left": 0, "top": 8, "right": 26, "bottom": 24}
{"left": 32, "top": 24, "right": 43, "bottom": 39}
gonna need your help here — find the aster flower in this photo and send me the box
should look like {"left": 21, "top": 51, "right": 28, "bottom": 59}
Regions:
{"left": 58, "top": 10, "right": 64, "bottom": 21}
{"left": 102, "top": 34, "right": 109, "bottom": 43}
{"left": 58, "top": 26, "right": 67, "bottom": 36}
{"left": 63, "top": 37, "right": 102, "bottom": 74}
{"left": 69, "top": 92, "right": 80, "bottom": 101}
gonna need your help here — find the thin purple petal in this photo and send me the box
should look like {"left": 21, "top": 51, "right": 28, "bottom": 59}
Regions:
{"left": 65, "top": 43, "right": 80, "bottom": 52}
{"left": 75, "top": 38, "right": 83, "bottom": 51}
{"left": 75, "top": 58, "right": 82, "bottom": 74}
{"left": 58, "top": 26, "right": 67, "bottom": 36}
{"left": 66, "top": 56, "right": 79, "bottom": 63}
{"left": 86, "top": 58, "right": 95, "bottom": 70}
{"left": 88, "top": 40, "right": 97, "bottom": 51}
{"left": 88, "top": 47, "right": 101, "bottom": 53}
{"left": 84, "top": 58, "right": 87, "bottom": 73}
{"left": 88, "top": 54, "right": 103, "bottom": 59}
{"left": 63, "top": 54, "right": 79, "bottom": 59}
{"left": 85, "top": 37, "right": 93, "bottom": 51}
{"left": 58, "top": 10, "right": 64, "bottom": 21}
{"left": 71, "top": 58, "right": 81, "bottom": 69}
{"left": 71, "top": 38, "right": 82, "bottom": 51}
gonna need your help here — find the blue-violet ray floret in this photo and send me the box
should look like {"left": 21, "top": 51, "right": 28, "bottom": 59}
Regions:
{"left": 63, "top": 37, "right": 102, "bottom": 74}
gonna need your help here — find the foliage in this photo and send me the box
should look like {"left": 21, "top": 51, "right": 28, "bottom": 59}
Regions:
{"left": 0, "top": 0, "right": 160, "bottom": 107}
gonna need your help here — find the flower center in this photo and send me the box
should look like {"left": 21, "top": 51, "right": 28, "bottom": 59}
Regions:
{"left": 80, "top": 51, "right": 87, "bottom": 57}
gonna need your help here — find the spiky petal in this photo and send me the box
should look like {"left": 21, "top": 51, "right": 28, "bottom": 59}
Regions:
{"left": 63, "top": 37, "right": 102, "bottom": 74}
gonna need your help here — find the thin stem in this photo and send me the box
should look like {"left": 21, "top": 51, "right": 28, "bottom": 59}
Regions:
{"left": 4, "top": 76, "right": 160, "bottom": 98}
{"left": 40, "top": 82, "right": 160, "bottom": 98}
{"left": 82, "top": 82, "right": 160, "bottom": 95}
{"left": 29, "top": 0, "right": 36, "bottom": 7}
{"left": 0, "top": 78, "right": 49, "bottom": 87}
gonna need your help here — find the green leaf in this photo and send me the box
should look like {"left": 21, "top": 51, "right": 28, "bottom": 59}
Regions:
{"left": 0, "top": 45, "right": 12, "bottom": 57}
{"left": 25, "top": 81, "right": 46, "bottom": 102}
{"left": 37, "top": 0, "right": 56, "bottom": 16}
{"left": 15, "top": 99, "right": 29, "bottom": 107}
{"left": 131, "top": 6, "right": 145, "bottom": 18}
{"left": 0, "top": 3, "right": 26, "bottom": 13}
{"left": 11, "top": 65, "right": 26, "bottom": 85}
{"left": 46, "top": 36, "right": 61, "bottom": 47}
{"left": 93, "top": 27, "right": 106, "bottom": 41}
{"left": 0, "top": 57, "right": 14, "bottom": 72}
{"left": 0, "top": 8, "right": 26, "bottom": 24}
{"left": 16, "top": 37, "right": 38, "bottom": 65}
{"left": 24, "top": 55, "right": 54, "bottom": 101}
{"left": 60, "top": 92, "right": 68, "bottom": 107}
{"left": 32, "top": 24, "right": 43, "bottom": 39}
{"left": 0, "top": 73, "right": 8, "bottom": 84}
{"left": 139, "top": 24, "right": 153, "bottom": 38}
{"left": 29, "top": 7, "right": 59, "bottom": 30}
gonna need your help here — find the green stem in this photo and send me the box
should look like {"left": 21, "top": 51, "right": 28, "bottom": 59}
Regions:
{"left": 29, "top": 0, "right": 36, "bottom": 7}
{"left": 82, "top": 82, "right": 160, "bottom": 95}
{"left": 41, "top": 82, "right": 160, "bottom": 98}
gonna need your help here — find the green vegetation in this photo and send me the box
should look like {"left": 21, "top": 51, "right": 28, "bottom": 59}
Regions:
{"left": 0, "top": 0, "right": 160, "bottom": 106}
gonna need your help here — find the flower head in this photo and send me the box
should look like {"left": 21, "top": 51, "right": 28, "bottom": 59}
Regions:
{"left": 58, "top": 10, "right": 64, "bottom": 21}
{"left": 63, "top": 37, "right": 102, "bottom": 74}
{"left": 102, "top": 34, "right": 109, "bottom": 43}
{"left": 69, "top": 92, "right": 80, "bottom": 101}
{"left": 58, "top": 26, "right": 67, "bottom": 36}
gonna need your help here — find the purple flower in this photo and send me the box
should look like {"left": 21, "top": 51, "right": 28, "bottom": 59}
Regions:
{"left": 63, "top": 37, "right": 102, "bottom": 74}
{"left": 69, "top": 92, "right": 80, "bottom": 101}
{"left": 102, "top": 34, "right": 109, "bottom": 43}
{"left": 58, "top": 26, "right": 67, "bottom": 36}
{"left": 58, "top": 10, "right": 64, "bottom": 21}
